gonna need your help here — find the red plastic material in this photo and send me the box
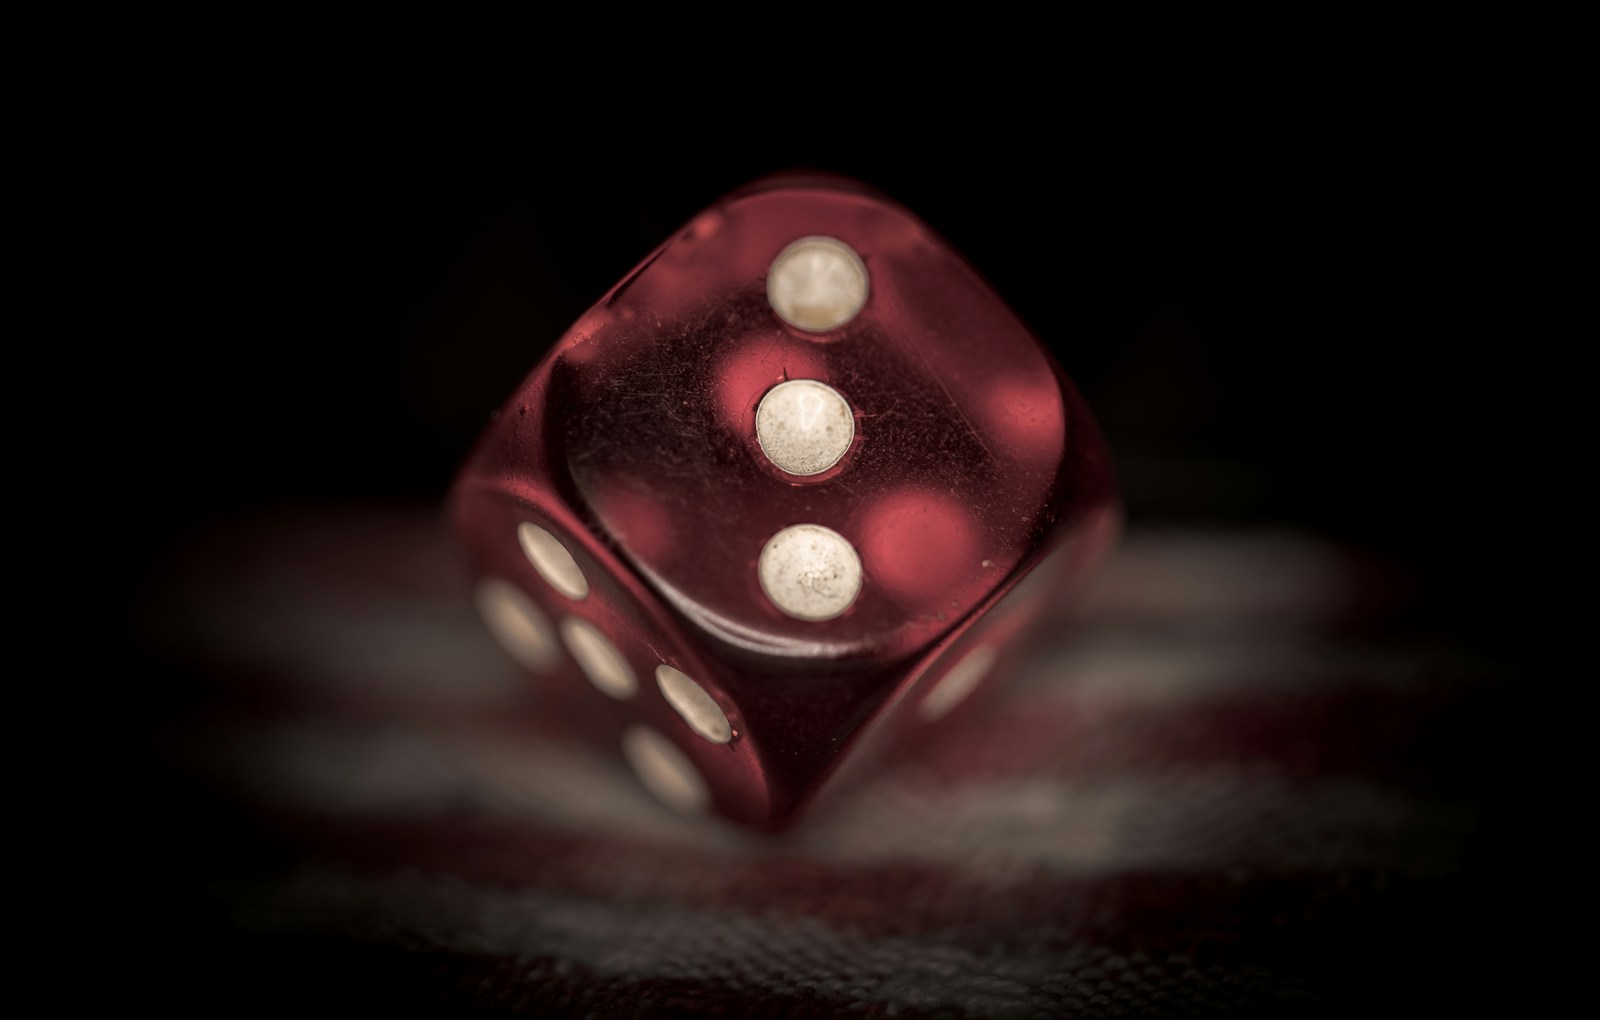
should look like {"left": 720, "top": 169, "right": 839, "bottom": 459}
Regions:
{"left": 449, "top": 175, "right": 1118, "bottom": 828}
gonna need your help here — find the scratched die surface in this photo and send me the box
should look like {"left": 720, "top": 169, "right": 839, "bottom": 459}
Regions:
{"left": 448, "top": 174, "right": 1117, "bottom": 828}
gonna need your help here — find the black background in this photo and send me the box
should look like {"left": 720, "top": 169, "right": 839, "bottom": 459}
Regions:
{"left": 96, "top": 77, "right": 1551, "bottom": 1013}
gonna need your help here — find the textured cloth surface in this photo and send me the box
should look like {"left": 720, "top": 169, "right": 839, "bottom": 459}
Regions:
{"left": 127, "top": 509, "right": 1518, "bottom": 1016}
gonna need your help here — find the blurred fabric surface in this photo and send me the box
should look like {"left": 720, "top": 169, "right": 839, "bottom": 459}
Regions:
{"left": 122, "top": 506, "right": 1516, "bottom": 1017}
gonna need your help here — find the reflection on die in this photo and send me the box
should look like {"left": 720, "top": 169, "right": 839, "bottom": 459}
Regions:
{"left": 449, "top": 174, "right": 1117, "bottom": 829}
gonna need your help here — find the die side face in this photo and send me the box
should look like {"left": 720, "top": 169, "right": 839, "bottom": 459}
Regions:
{"left": 452, "top": 488, "right": 778, "bottom": 824}
{"left": 450, "top": 177, "right": 1116, "bottom": 829}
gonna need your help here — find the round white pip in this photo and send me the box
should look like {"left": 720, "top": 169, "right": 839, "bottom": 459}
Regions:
{"left": 560, "top": 616, "right": 637, "bottom": 699}
{"left": 919, "top": 645, "right": 998, "bottom": 721}
{"left": 757, "top": 524, "right": 863, "bottom": 622}
{"left": 518, "top": 522, "right": 589, "bottom": 600}
{"left": 475, "top": 577, "right": 560, "bottom": 672}
{"left": 766, "top": 236, "right": 868, "bottom": 332}
{"left": 655, "top": 665, "right": 732, "bottom": 744}
{"left": 756, "top": 379, "right": 855, "bottom": 476}
{"left": 622, "top": 726, "right": 711, "bottom": 814}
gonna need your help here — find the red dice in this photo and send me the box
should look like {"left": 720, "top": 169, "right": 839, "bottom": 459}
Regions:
{"left": 449, "top": 174, "right": 1117, "bottom": 828}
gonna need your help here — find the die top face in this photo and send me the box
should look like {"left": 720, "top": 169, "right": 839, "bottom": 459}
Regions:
{"left": 524, "top": 178, "right": 1082, "bottom": 668}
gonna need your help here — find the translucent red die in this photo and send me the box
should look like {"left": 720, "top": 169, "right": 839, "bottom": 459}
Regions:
{"left": 449, "top": 174, "right": 1118, "bottom": 829}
